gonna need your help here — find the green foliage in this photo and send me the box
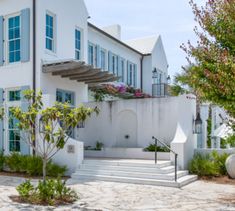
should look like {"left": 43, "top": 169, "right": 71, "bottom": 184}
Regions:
{"left": 9, "top": 90, "right": 98, "bottom": 182}
{"left": 16, "top": 179, "right": 78, "bottom": 206}
{"left": 143, "top": 143, "right": 170, "bottom": 152}
{"left": 224, "top": 135, "right": 235, "bottom": 147}
{"left": 180, "top": 0, "right": 235, "bottom": 120}
{"left": 17, "top": 180, "right": 34, "bottom": 200}
{"left": 95, "top": 141, "right": 104, "bottom": 151}
{"left": 0, "top": 107, "right": 4, "bottom": 120}
{"left": 189, "top": 151, "right": 229, "bottom": 177}
{"left": 0, "top": 151, "right": 5, "bottom": 171}
{"left": 4, "top": 153, "right": 66, "bottom": 177}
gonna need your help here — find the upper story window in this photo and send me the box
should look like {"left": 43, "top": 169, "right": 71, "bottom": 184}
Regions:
{"left": 100, "top": 49, "right": 106, "bottom": 70}
{"left": 88, "top": 42, "right": 95, "bottom": 66}
{"left": 8, "top": 15, "right": 21, "bottom": 63}
{"left": 46, "top": 12, "right": 55, "bottom": 52}
{"left": 127, "top": 61, "right": 137, "bottom": 87}
{"left": 75, "top": 29, "right": 81, "bottom": 60}
{"left": 118, "top": 58, "right": 125, "bottom": 82}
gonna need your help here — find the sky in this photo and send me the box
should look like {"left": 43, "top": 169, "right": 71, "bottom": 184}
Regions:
{"left": 85, "top": 0, "right": 205, "bottom": 78}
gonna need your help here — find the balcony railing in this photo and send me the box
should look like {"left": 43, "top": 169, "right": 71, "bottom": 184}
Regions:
{"left": 152, "top": 83, "right": 169, "bottom": 97}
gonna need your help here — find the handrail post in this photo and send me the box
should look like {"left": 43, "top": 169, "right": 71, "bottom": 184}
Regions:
{"left": 155, "top": 138, "right": 157, "bottom": 164}
{"left": 175, "top": 154, "right": 178, "bottom": 182}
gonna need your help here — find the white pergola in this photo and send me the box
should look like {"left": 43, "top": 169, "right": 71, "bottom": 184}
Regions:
{"left": 42, "top": 59, "right": 120, "bottom": 85}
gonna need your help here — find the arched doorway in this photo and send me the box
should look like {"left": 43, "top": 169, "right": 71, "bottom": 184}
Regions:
{"left": 115, "top": 110, "right": 137, "bottom": 147}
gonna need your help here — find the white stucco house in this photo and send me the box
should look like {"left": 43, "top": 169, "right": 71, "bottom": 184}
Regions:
{"left": 0, "top": 0, "right": 198, "bottom": 187}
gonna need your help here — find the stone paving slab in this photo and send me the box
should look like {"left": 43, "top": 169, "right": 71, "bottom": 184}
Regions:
{"left": 0, "top": 176, "right": 234, "bottom": 211}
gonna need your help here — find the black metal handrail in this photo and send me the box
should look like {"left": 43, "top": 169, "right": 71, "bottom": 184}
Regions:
{"left": 152, "top": 136, "right": 178, "bottom": 182}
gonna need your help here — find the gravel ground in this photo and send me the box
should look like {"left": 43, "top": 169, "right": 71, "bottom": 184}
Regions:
{"left": 0, "top": 176, "right": 234, "bottom": 211}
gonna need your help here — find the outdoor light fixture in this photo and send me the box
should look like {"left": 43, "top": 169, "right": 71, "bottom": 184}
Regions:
{"left": 193, "top": 112, "right": 203, "bottom": 134}
{"left": 167, "top": 75, "right": 171, "bottom": 84}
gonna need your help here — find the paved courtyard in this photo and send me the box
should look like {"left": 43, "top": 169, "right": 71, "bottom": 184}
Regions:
{"left": 0, "top": 176, "right": 234, "bottom": 211}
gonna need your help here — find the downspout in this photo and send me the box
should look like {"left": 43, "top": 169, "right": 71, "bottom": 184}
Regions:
{"left": 140, "top": 55, "right": 144, "bottom": 91}
{"left": 32, "top": 0, "right": 36, "bottom": 155}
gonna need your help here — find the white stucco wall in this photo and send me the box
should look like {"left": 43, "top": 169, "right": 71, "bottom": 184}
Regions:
{"left": 78, "top": 94, "right": 196, "bottom": 169}
{"left": 37, "top": 0, "right": 89, "bottom": 103}
{"left": 0, "top": 0, "right": 33, "bottom": 89}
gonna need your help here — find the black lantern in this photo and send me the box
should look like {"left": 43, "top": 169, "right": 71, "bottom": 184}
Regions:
{"left": 194, "top": 112, "right": 202, "bottom": 134}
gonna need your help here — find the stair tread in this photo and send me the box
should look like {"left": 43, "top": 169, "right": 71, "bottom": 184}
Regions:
{"left": 70, "top": 173, "right": 198, "bottom": 187}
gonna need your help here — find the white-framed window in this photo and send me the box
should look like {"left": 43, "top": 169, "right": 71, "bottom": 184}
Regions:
{"left": 6, "top": 14, "right": 21, "bottom": 63}
{"left": 75, "top": 28, "right": 81, "bottom": 60}
{"left": 56, "top": 89, "right": 75, "bottom": 106}
{"left": 127, "top": 61, "right": 137, "bottom": 87}
{"left": 111, "top": 54, "right": 118, "bottom": 75}
{"left": 88, "top": 42, "right": 95, "bottom": 66}
{"left": 46, "top": 12, "right": 56, "bottom": 52}
{"left": 118, "top": 58, "right": 125, "bottom": 82}
{"left": 100, "top": 48, "right": 106, "bottom": 70}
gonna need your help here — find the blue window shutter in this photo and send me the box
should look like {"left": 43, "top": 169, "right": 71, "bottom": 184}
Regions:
{"left": 127, "top": 61, "right": 130, "bottom": 85}
{"left": 96, "top": 45, "right": 100, "bottom": 68}
{"left": 20, "top": 86, "right": 30, "bottom": 155}
{"left": 134, "top": 64, "right": 137, "bottom": 88}
{"left": 0, "top": 16, "right": 4, "bottom": 66}
{"left": 117, "top": 56, "right": 121, "bottom": 80}
{"left": 108, "top": 51, "right": 112, "bottom": 72}
{"left": 0, "top": 88, "right": 4, "bottom": 152}
{"left": 21, "top": 8, "right": 30, "bottom": 62}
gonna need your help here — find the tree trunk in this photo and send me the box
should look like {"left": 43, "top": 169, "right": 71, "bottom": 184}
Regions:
{"left": 43, "top": 158, "right": 47, "bottom": 183}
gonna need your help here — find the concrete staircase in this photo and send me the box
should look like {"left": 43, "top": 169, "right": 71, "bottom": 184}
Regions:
{"left": 69, "top": 158, "right": 197, "bottom": 188}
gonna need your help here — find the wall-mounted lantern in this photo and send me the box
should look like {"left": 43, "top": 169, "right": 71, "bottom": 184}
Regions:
{"left": 193, "top": 112, "right": 203, "bottom": 134}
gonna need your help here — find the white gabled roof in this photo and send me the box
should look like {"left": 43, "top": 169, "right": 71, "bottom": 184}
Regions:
{"left": 125, "top": 36, "right": 160, "bottom": 54}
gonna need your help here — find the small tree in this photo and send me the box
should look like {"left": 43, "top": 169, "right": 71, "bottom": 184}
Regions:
{"left": 180, "top": 0, "right": 235, "bottom": 121}
{"left": 10, "top": 90, "right": 98, "bottom": 182}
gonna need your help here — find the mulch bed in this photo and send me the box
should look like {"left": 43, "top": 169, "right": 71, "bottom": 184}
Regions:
{"left": 9, "top": 195, "right": 76, "bottom": 207}
{"left": 200, "top": 176, "right": 235, "bottom": 185}
{"left": 0, "top": 171, "right": 70, "bottom": 180}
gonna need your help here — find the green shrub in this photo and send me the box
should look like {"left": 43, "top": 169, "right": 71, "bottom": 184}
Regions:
{"left": 46, "top": 161, "right": 67, "bottom": 177}
{"left": 17, "top": 180, "right": 34, "bottom": 200}
{"left": 16, "top": 179, "right": 78, "bottom": 206}
{"left": 0, "top": 151, "right": 4, "bottom": 171}
{"left": 211, "top": 151, "right": 229, "bottom": 175}
{"left": 143, "top": 143, "right": 170, "bottom": 152}
{"left": 189, "top": 151, "right": 229, "bottom": 177}
{"left": 5, "top": 153, "right": 66, "bottom": 177}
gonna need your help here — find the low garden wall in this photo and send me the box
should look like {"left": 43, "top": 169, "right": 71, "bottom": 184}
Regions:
{"left": 84, "top": 148, "right": 170, "bottom": 160}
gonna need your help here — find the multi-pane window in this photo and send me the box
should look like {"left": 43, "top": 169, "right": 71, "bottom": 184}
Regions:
{"left": 88, "top": 43, "right": 94, "bottom": 65}
{"left": 111, "top": 54, "right": 118, "bottom": 74}
{"left": 9, "top": 90, "right": 21, "bottom": 101}
{"left": 100, "top": 49, "right": 106, "bottom": 70}
{"left": 56, "top": 89, "right": 75, "bottom": 106}
{"left": 46, "top": 13, "right": 55, "bottom": 51}
{"left": 127, "top": 62, "right": 137, "bottom": 87}
{"left": 8, "top": 110, "right": 21, "bottom": 152}
{"left": 8, "top": 16, "right": 21, "bottom": 63}
{"left": 118, "top": 59, "right": 125, "bottom": 82}
{"left": 75, "top": 29, "right": 81, "bottom": 60}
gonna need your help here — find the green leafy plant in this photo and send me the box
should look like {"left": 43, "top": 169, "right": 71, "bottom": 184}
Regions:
{"left": 4, "top": 153, "right": 66, "bottom": 177}
{"left": 17, "top": 180, "right": 34, "bottom": 200}
{"left": 10, "top": 90, "right": 98, "bottom": 183}
{"left": 189, "top": 151, "right": 229, "bottom": 177}
{"left": 16, "top": 179, "right": 78, "bottom": 206}
{"left": 95, "top": 141, "right": 104, "bottom": 151}
{"left": 143, "top": 143, "right": 170, "bottom": 152}
{"left": 0, "top": 151, "right": 5, "bottom": 171}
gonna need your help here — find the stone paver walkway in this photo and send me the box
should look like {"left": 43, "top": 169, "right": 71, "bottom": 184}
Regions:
{"left": 0, "top": 176, "right": 234, "bottom": 211}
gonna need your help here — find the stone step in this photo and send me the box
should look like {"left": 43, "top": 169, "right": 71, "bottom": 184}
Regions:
{"left": 69, "top": 174, "right": 198, "bottom": 188}
{"left": 72, "top": 169, "right": 188, "bottom": 180}
{"left": 78, "top": 164, "right": 175, "bottom": 174}
{"left": 83, "top": 159, "right": 172, "bottom": 168}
